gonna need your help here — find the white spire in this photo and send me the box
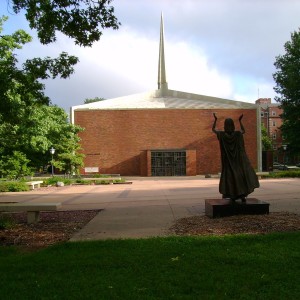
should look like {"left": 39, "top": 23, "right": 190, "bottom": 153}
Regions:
{"left": 158, "top": 13, "right": 168, "bottom": 92}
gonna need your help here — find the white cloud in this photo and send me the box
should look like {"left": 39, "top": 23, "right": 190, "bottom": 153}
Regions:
{"left": 72, "top": 28, "right": 234, "bottom": 101}
{"left": 165, "top": 41, "right": 233, "bottom": 98}
{"left": 2, "top": 0, "right": 297, "bottom": 111}
{"left": 75, "top": 27, "right": 157, "bottom": 90}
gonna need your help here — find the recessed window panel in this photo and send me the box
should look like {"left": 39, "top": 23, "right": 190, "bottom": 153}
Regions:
{"left": 151, "top": 150, "right": 186, "bottom": 176}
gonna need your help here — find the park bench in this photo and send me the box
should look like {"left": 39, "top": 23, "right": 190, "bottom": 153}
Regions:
{"left": 0, "top": 202, "right": 61, "bottom": 224}
{"left": 25, "top": 180, "right": 44, "bottom": 190}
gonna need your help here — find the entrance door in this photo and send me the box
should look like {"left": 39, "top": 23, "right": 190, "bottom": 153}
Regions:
{"left": 151, "top": 150, "right": 186, "bottom": 176}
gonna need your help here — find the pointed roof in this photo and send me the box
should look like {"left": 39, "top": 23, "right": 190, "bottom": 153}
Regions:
{"left": 71, "top": 14, "right": 257, "bottom": 119}
{"left": 71, "top": 89, "right": 256, "bottom": 111}
{"left": 158, "top": 13, "right": 168, "bottom": 92}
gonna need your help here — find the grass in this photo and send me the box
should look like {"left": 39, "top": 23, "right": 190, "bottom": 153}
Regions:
{"left": 1, "top": 232, "right": 300, "bottom": 299}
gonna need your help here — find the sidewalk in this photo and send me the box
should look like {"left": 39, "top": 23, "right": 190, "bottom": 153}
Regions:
{"left": 1, "top": 178, "right": 300, "bottom": 240}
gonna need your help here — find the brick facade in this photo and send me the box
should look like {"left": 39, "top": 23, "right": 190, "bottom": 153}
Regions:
{"left": 256, "top": 98, "right": 283, "bottom": 151}
{"left": 256, "top": 98, "right": 286, "bottom": 164}
{"left": 75, "top": 108, "right": 258, "bottom": 176}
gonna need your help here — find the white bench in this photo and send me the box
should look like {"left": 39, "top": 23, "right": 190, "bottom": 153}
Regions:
{"left": 0, "top": 203, "right": 61, "bottom": 224}
{"left": 25, "top": 181, "right": 44, "bottom": 190}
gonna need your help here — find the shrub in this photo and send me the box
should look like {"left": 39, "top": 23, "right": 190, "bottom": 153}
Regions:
{"left": 75, "top": 179, "right": 91, "bottom": 185}
{"left": 92, "top": 174, "right": 109, "bottom": 178}
{"left": 262, "top": 170, "right": 300, "bottom": 178}
{"left": 43, "top": 177, "right": 72, "bottom": 186}
{"left": 0, "top": 214, "right": 15, "bottom": 229}
{"left": 0, "top": 181, "right": 29, "bottom": 192}
{"left": 95, "top": 180, "right": 110, "bottom": 185}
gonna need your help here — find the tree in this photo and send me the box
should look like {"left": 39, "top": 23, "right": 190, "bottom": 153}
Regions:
{"left": 84, "top": 97, "right": 106, "bottom": 104}
{"left": 0, "top": 102, "right": 85, "bottom": 174}
{"left": 9, "top": 0, "right": 120, "bottom": 47}
{"left": 40, "top": 105, "right": 84, "bottom": 175}
{"left": 261, "top": 124, "right": 272, "bottom": 151}
{"left": 0, "top": 151, "right": 32, "bottom": 179}
{"left": 273, "top": 29, "right": 300, "bottom": 154}
{"left": 0, "top": 16, "right": 78, "bottom": 122}
{"left": 0, "top": 17, "right": 84, "bottom": 174}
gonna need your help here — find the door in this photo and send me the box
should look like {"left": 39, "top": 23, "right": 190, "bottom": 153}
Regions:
{"left": 151, "top": 150, "right": 186, "bottom": 176}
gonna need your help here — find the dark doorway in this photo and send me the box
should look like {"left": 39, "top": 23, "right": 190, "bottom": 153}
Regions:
{"left": 262, "top": 150, "right": 273, "bottom": 171}
{"left": 151, "top": 150, "right": 186, "bottom": 176}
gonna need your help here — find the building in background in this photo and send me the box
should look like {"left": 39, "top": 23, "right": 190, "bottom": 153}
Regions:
{"left": 255, "top": 98, "right": 294, "bottom": 168}
{"left": 71, "top": 15, "right": 261, "bottom": 176}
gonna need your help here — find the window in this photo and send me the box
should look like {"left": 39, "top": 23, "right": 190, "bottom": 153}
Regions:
{"left": 273, "top": 121, "right": 276, "bottom": 126}
{"left": 272, "top": 133, "right": 277, "bottom": 139}
{"left": 272, "top": 111, "right": 276, "bottom": 116}
{"left": 151, "top": 150, "right": 186, "bottom": 176}
{"left": 273, "top": 145, "right": 277, "bottom": 150}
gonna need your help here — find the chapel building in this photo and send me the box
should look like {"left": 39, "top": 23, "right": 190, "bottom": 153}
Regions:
{"left": 71, "top": 15, "right": 261, "bottom": 176}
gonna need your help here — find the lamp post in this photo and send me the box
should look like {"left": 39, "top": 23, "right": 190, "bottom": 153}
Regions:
{"left": 50, "top": 147, "right": 55, "bottom": 176}
{"left": 282, "top": 144, "right": 287, "bottom": 168}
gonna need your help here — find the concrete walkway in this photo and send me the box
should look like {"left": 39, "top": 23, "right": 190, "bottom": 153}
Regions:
{"left": 1, "top": 177, "right": 300, "bottom": 240}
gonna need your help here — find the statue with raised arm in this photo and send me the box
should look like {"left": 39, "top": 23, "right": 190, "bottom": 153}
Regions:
{"left": 212, "top": 113, "right": 259, "bottom": 202}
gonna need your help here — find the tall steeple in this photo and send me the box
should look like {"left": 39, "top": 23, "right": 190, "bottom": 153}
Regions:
{"left": 158, "top": 13, "right": 168, "bottom": 92}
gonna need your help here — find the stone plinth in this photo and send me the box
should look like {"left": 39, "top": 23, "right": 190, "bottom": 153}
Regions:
{"left": 205, "top": 198, "right": 270, "bottom": 218}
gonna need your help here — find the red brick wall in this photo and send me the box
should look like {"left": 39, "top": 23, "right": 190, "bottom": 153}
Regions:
{"left": 75, "top": 109, "right": 258, "bottom": 175}
{"left": 186, "top": 150, "right": 197, "bottom": 176}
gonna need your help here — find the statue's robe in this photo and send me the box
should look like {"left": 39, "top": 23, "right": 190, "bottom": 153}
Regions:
{"left": 216, "top": 131, "right": 259, "bottom": 199}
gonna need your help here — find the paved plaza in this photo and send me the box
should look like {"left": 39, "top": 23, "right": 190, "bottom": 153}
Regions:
{"left": 1, "top": 177, "right": 299, "bottom": 240}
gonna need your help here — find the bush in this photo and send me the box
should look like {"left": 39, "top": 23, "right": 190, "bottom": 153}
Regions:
{"left": 94, "top": 180, "right": 110, "bottom": 185}
{"left": 0, "top": 214, "right": 15, "bottom": 229}
{"left": 0, "top": 181, "right": 29, "bottom": 192}
{"left": 43, "top": 177, "right": 72, "bottom": 186}
{"left": 262, "top": 170, "right": 300, "bottom": 178}
{"left": 75, "top": 179, "right": 91, "bottom": 185}
{"left": 92, "top": 174, "right": 109, "bottom": 178}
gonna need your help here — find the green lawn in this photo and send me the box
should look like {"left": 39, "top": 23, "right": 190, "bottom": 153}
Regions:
{"left": 1, "top": 232, "right": 300, "bottom": 299}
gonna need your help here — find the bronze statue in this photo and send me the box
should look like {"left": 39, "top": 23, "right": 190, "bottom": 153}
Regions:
{"left": 212, "top": 113, "right": 259, "bottom": 202}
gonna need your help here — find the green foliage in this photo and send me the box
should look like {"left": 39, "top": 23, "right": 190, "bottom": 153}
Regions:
{"left": 273, "top": 29, "right": 300, "bottom": 155}
{"left": 42, "top": 177, "right": 124, "bottom": 186}
{"left": 262, "top": 170, "right": 300, "bottom": 178}
{"left": 1, "top": 234, "right": 300, "bottom": 298}
{"left": 0, "top": 151, "right": 33, "bottom": 179}
{"left": 95, "top": 180, "right": 110, "bottom": 185}
{"left": 53, "top": 125, "right": 85, "bottom": 175}
{"left": 43, "top": 177, "right": 72, "bottom": 186}
{"left": 261, "top": 123, "right": 272, "bottom": 150}
{"left": 92, "top": 174, "right": 109, "bottom": 178}
{"left": 0, "top": 17, "right": 79, "bottom": 122}
{"left": 0, "top": 214, "right": 15, "bottom": 230}
{"left": 0, "top": 181, "right": 29, "bottom": 192}
{"left": 0, "top": 17, "right": 84, "bottom": 175}
{"left": 11, "top": 0, "right": 121, "bottom": 47}
{"left": 84, "top": 97, "right": 106, "bottom": 104}
{"left": 75, "top": 179, "right": 91, "bottom": 185}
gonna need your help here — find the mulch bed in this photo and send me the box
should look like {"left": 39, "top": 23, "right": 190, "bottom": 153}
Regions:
{"left": 0, "top": 210, "right": 101, "bottom": 250}
{"left": 1, "top": 210, "right": 300, "bottom": 251}
{"left": 170, "top": 212, "right": 300, "bottom": 236}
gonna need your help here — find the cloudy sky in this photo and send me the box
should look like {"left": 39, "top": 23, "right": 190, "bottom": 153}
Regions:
{"left": 1, "top": 0, "right": 300, "bottom": 111}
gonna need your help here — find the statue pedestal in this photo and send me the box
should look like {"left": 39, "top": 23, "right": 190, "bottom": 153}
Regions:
{"left": 205, "top": 198, "right": 269, "bottom": 218}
